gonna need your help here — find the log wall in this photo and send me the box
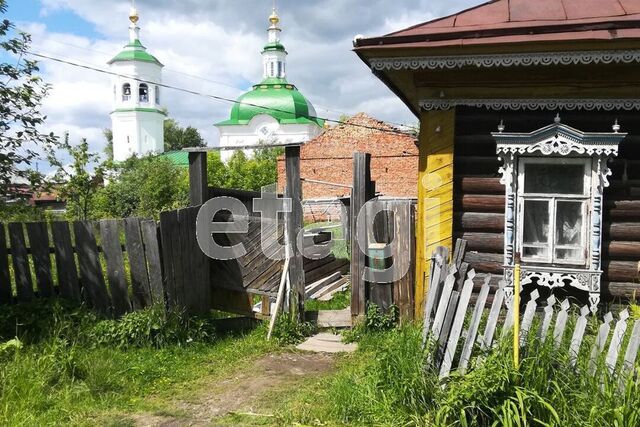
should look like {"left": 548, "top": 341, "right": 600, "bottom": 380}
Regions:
{"left": 454, "top": 108, "right": 640, "bottom": 301}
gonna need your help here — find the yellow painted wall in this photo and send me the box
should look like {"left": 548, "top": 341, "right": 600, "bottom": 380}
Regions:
{"left": 414, "top": 108, "right": 455, "bottom": 319}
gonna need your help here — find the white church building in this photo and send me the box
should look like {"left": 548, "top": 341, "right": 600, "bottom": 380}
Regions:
{"left": 215, "top": 8, "right": 324, "bottom": 162}
{"left": 108, "top": 6, "right": 165, "bottom": 162}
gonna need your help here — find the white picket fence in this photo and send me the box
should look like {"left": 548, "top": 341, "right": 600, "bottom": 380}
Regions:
{"left": 422, "top": 242, "right": 640, "bottom": 381}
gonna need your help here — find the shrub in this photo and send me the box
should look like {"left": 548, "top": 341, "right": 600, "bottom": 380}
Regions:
{"left": 270, "top": 312, "right": 316, "bottom": 345}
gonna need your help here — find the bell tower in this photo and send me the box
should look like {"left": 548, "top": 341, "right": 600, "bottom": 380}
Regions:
{"left": 108, "top": 2, "right": 165, "bottom": 161}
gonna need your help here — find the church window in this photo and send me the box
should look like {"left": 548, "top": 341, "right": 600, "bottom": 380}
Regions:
{"left": 270, "top": 62, "right": 275, "bottom": 77}
{"left": 122, "top": 83, "right": 131, "bottom": 101}
{"left": 113, "top": 85, "right": 116, "bottom": 100}
{"left": 155, "top": 86, "right": 160, "bottom": 104}
{"left": 139, "top": 83, "right": 149, "bottom": 103}
{"left": 277, "top": 62, "right": 282, "bottom": 77}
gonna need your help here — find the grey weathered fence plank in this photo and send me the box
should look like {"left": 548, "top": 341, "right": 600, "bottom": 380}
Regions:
{"left": 605, "top": 309, "right": 630, "bottom": 374}
{"left": 74, "top": 221, "right": 110, "bottom": 316}
{"left": 539, "top": 295, "right": 557, "bottom": 343}
{"left": 0, "top": 225, "right": 11, "bottom": 304}
{"left": 8, "top": 223, "right": 33, "bottom": 302}
{"left": 452, "top": 238, "right": 467, "bottom": 269}
{"left": 100, "top": 220, "right": 131, "bottom": 317}
{"left": 51, "top": 221, "right": 81, "bottom": 303}
{"left": 432, "top": 247, "right": 450, "bottom": 317}
{"left": 123, "top": 218, "right": 152, "bottom": 309}
{"left": 519, "top": 289, "right": 540, "bottom": 347}
{"left": 159, "top": 210, "right": 179, "bottom": 309}
{"left": 569, "top": 306, "right": 591, "bottom": 367}
{"left": 25, "top": 222, "right": 54, "bottom": 297}
{"left": 621, "top": 319, "right": 640, "bottom": 378}
{"left": 501, "top": 295, "right": 516, "bottom": 340}
{"left": 454, "top": 262, "right": 469, "bottom": 292}
{"left": 440, "top": 270, "right": 476, "bottom": 378}
{"left": 436, "top": 290, "right": 459, "bottom": 367}
{"left": 480, "top": 281, "right": 505, "bottom": 350}
{"left": 589, "top": 312, "right": 614, "bottom": 375}
{"left": 422, "top": 251, "right": 446, "bottom": 346}
{"left": 459, "top": 275, "right": 491, "bottom": 373}
{"left": 553, "top": 299, "right": 571, "bottom": 349}
{"left": 141, "top": 220, "right": 164, "bottom": 305}
{"left": 430, "top": 271, "right": 456, "bottom": 341}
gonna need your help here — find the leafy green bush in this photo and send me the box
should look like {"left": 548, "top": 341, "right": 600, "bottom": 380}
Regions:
{"left": 89, "top": 305, "right": 215, "bottom": 348}
{"left": 343, "top": 303, "right": 399, "bottom": 343}
{"left": 270, "top": 312, "right": 316, "bottom": 345}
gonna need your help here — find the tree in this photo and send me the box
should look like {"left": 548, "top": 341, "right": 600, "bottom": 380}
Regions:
{"left": 0, "top": 0, "right": 56, "bottom": 198}
{"left": 46, "top": 134, "right": 103, "bottom": 221}
{"left": 103, "top": 128, "right": 113, "bottom": 161}
{"left": 222, "top": 146, "right": 282, "bottom": 192}
{"left": 164, "top": 118, "right": 205, "bottom": 151}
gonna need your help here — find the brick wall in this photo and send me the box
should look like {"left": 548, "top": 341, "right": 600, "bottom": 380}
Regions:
{"left": 277, "top": 113, "right": 418, "bottom": 199}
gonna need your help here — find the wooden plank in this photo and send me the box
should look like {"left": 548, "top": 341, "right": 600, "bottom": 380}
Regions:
{"left": 140, "top": 220, "right": 164, "bottom": 305}
{"left": 0, "top": 224, "right": 12, "bottom": 304}
{"left": 305, "top": 271, "right": 341, "bottom": 298}
{"left": 422, "top": 250, "right": 446, "bottom": 347}
{"left": 454, "top": 262, "right": 469, "bottom": 292}
{"left": 589, "top": 312, "right": 614, "bottom": 375}
{"left": 480, "top": 281, "right": 505, "bottom": 350}
{"left": 51, "top": 221, "right": 81, "bottom": 304}
{"left": 605, "top": 309, "right": 630, "bottom": 374}
{"left": 621, "top": 319, "right": 640, "bottom": 378}
{"left": 8, "top": 223, "right": 33, "bottom": 302}
{"left": 160, "top": 210, "right": 179, "bottom": 310}
{"left": 311, "top": 277, "right": 348, "bottom": 300}
{"left": 568, "top": 306, "right": 591, "bottom": 367}
{"left": 188, "top": 151, "right": 208, "bottom": 206}
{"left": 539, "top": 295, "right": 557, "bottom": 343}
{"left": 350, "top": 152, "right": 370, "bottom": 319}
{"left": 317, "top": 278, "right": 349, "bottom": 301}
{"left": 454, "top": 212, "right": 504, "bottom": 232}
{"left": 25, "top": 222, "right": 54, "bottom": 297}
{"left": 286, "top": 145, "right": 305, "bottom": 321}
{"left": 459, "top": 274, "right": 491, "bottom": 374}
{"left": 501, "top": 294, "right": 515, "bottom": 340}
{"left": 74, "top": 221, "right": 110, "bottom": 316}
{"left": 553, "top": 299, "right": 571, "bottom": 349}
{"left": 123, "top": 218, "right": 152, "bottom": 309}
{"left": 519, "top": 289, "right": 540, "bottom": 347}
{"left": 452, "top": 239, "right": 467, "bottom": 269}
{"left": 435, "top": 290, "right": 459, "bottom": 368}
{"left": 100, "top": 220, "right": 131, "bottom": 317}
{"left": 440, "top": 270, "right": 475, "bottom": 378}
{"left": 261, "top": 295, "right": 271, "bottom": 316}
{"left": 187, "top": 205, "right": 211, "bottom": 315}
{"left": 430, "top": 272, "right": 456, "bottom": 343}
{"left": 432, "top": 247, "right": 451, "bottom": 318}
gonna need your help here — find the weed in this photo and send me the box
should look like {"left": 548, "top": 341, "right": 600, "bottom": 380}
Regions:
{"left": 270, "top": 312, "right": 316, "bottom": 345}
{"left": 343, "top": 302, "right": 399, "bottom": 343}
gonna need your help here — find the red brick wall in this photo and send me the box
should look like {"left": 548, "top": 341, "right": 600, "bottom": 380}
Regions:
{"left": 277, "top": 113, "right": 418, "bottom": 199}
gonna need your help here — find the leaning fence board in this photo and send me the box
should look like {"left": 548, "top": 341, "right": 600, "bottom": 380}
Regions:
{"left": 569, "top": 306, "right": 591, "bottom": 367}
{"left": 51, "top": 221, "right": 81, "bottom": 303}
{"left": 519, "top": 289, "right": 539, "bottom": 347}
{"left": 141, "top": 219, "right": 164, "bottom": 305}
{"left": 459, "top": 276, "right": 491, "bottom": 373}
{"left": 100, "top": 220, "right": 132, "bottom": 317}
{"left": 422, "top": 251, "right": 446, "bottom": 346}
{"left": 436, "top": 290, "right": 460, "bottom": 366}
{"left": 8, "top": 223, "right": 33, "bottom": 302}
{"left": 553, "top": 300, "right": 571, "bottom": 349}
{"left": 605, "top": 309, "right": 630, "bottom": 374}
{"left": 589, "top": 312, "right": 614, "bottom": 375}
{"left": 621, "top": 319, "right": 640, "bottom": 377}
{"left": 0, "top": 225, "right": 11, "bottom": 304}
{"left": 25, "top": 222, "right": 54, "bottom": 297}
{"left": 539, "top": 295, "right": 557, "bottom": 343}
{"left": 430, "top": 272, "right": 456, "bottom": 342}
{"left": 74, "top": 221, "right": 110, "bottom": 316}
{"left": 480, "top": 281, "right": 505, "bottom": 350}
{"left": 124, "top": 218, "right": 152, "bottom": 309}
{"left": 440, "top": 270, "right": 476, "bottom": 378}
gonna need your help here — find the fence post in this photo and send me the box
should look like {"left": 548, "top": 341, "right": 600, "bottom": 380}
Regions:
{"left": 285, "top": 145, "right": 305, "bottom": 322}
{"left": 188, "top": 151, "right": 208, "bottom": 206}
{"left": 351, "top": 152, "right": 373, "bottom": 319}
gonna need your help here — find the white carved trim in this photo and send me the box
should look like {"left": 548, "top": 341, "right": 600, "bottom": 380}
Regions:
{"left": 370, "top": 50, "right": 640, "bottom": 71}
{"left": 419, "top": 99, "right": 640, "bottom": 111}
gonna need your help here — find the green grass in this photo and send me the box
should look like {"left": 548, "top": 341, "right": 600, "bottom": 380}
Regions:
{"left": 304, "top": 288, "right": 350, "bottom": 311}
{"left": 0, "top": 300, "right": 278, "bottom": 426}
{"left": 304, "top": 221, "right": 349, "bottom": 260}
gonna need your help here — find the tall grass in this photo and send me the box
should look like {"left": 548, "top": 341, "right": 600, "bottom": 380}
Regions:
{"left": 284, "top": 322, "right": 640, "bottom": 426}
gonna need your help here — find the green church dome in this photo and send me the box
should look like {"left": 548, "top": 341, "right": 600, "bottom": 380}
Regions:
{"left": 217, "top": 77, "right": 324, "bottom": 127}
{"left": 108, "top": 39, "right": 163, "bottom": 67}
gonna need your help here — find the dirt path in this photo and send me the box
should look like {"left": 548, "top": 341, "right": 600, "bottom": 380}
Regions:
{"left": 129, "top": 352, "right": 336, "bottom": 426}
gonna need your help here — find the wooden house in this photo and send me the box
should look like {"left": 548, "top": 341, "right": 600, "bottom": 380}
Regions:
{"left": 354, "top": 0, "right": 640, "bottom": 316}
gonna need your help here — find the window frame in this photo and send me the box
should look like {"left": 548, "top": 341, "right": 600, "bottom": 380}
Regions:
{"left": 139, "top": 83, "right": 149, "bottom": 103}
{"left": 122, "top": 83, "right": 131, "bottom": 101}
{"left": 516, "top": 156, "right": 592, "bottom": 266}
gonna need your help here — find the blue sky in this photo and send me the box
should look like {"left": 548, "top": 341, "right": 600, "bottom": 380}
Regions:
{"left": 8, "top": 0, "right": 98, "bottom": 37}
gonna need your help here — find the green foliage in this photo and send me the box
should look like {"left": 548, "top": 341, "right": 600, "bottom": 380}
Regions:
{"left": 164, "top": 118, "right": 205, "bottom": 151}
{"left": 0, "top": 0, "right": 57, "bottom": 197}
{"left": 89, "top": 305, "right": 215, "bottom": 349}
{"left": 45, "top": 133, "right": 103, "bottom": 220}
{"left": 343, "top": 303, "right": 399, "bottom": 343}
{"left": 94, "top": 155, "right": 189, "bottom": 219}
{"left": 0, "top": 200, "right": 46, "bottom": 222}
{"left": 222, "top": 146, "right": 282, "bottom": 192}
{"left": 305, "top": 288, "right": 350, "bottom": 312}
{"left": 270, "top": 312, "right": 316, "bottom": 345}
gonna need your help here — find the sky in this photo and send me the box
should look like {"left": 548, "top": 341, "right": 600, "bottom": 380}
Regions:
{"left": 6, "top": 0, "right": 482, "bottom": 160}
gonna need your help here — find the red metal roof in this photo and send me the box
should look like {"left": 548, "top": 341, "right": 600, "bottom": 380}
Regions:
{"left": 355, "top": 0, "right": 640, "bottom": 50}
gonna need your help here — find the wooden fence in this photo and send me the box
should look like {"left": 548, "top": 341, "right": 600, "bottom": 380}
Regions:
{"left": 0, "top": 218, "right": 163, "bottom": 317}
{"left": 424, "top": 241, "right": 640, "bottom": 381}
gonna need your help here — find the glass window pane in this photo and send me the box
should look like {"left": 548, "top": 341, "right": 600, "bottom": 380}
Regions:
{"left": 523, "top": 246, "right": 548, "bottom": 260}
{"left": 555, "top": 201, "right": 583, "bottom": 246}
{"left": 555, "top": 248, "right": 583, "bottom": 262}
{"left": 523, "top": 200, "right": 549, "bottom": 245}
{"left": 524, "top": 163, "right": 585, "bottom": 194}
